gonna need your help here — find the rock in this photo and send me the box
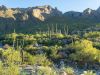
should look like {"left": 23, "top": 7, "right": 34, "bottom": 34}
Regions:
{"left": 32, "top": 5, "right": 62, "bottom": 21}
{"left": 0, "top": 8, "right": 15, "bottom": 19}
{"left": 22, "top": 13, "right": 29, "bottom": 21}
{"left": 0, "top": 5, "right": 100, "bottom": 21}
{"left": 32, "top": 8, "right": 45, "bottom": 21}
{"left": 0, "top": 5, "right": 100, "bottom": 33}
{"left": 82, "top": 8, "right": 95, "bottom": 17}
{"left": 83, "top": 8, "right": 94, "bottom": 15}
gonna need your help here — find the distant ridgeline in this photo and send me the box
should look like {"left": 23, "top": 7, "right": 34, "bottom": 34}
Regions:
{"left": 0, "top": 5, "right": 100, "bottom": 34}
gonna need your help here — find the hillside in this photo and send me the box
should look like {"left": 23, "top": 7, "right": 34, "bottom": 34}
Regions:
{"left": 0, "top": 5, "right": 100, "bottom": 34}
{"left": 0, "top": 4, "right": 100, "bottom": 75}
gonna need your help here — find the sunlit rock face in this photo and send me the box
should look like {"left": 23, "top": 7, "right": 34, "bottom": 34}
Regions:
{"left": 83, "top": 8, "right": 94, "bottom": 15}
{"left": 32, "top": 9, "right": 45, "bottom": 21}
{"left": 21, "top": 13, "right": 29, "bottom": 21}
{"left": 1, "top": 5, "right": 100, "bottom": 21}
{"left": 32, "top": 5, "right": 62, "bottom": 21}
{"left": 0, "top": 5, "right": 62, "bottom": 21}
{"left": 5, "top": 8, "right": 15, "bottom": 19}
{"left": 82, "top": 8, "right": 95, "bottom": 17}
{"left": 0, "top": 5, "right": 15, "bottom": 20}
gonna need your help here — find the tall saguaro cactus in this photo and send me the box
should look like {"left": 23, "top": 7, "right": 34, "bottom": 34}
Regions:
{"left": 12, "top": 29, "right": 17, "bottom": 49}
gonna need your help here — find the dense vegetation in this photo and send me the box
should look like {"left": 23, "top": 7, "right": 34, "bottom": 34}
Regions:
{"left": 0, "top": 30, "right": 100, "bottom": 75}
{"left": 1, "top": 17, "right": 100, "bottom": 34}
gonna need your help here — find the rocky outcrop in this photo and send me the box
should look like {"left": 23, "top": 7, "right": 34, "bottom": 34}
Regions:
{"left": 32, "top": 5, "right": 62, "bottom": 21}
{"left": 83, "top": 8, "right": 94, "bottom": 15}
{"left": 0, "top": 7, "right": 15, "bottom": 19}
{"left": 82, "top": 8, "right": 95, "bottom": 18}
{"left": 0, "top": 5, "right": 62, "bottom": 21}
{"left": 1, "top": 5, "right": 100, "bottom": 21}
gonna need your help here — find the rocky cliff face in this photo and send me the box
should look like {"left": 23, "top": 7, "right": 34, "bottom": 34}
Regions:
{"left": 83, "top": 8, "right": 94, "bottom": 15}
{"left": 1, "top": 5, "right": 100, "bottom": 21}
{"left": 0, "top": 5, "right": 100, "bottom": 34}
{"left": 26, "top": 5, "right": 62, "bottom": 21}
{"left": 0, "top": 5, "right": 62, "bottom": 21}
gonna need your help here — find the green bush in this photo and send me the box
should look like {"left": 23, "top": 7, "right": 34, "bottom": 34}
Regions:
{"left": 64, "top": 67, "right": 75, "bottom": 75}
{"left": 37, "top": 66, "right": 56, "bottom": 75}
{"left": 81, "top": 70, "right": 96, "bottom": 75}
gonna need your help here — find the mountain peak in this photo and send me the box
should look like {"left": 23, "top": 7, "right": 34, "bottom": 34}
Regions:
{"left": 0, "top": 5, "right": 7, "bottom": 10}
{"left": 83, "top": 8, "right": 94, "bottom": 15}
{"left": 96, "top": 6, "right": 100, "bottom": 13}
{"left": 32, "top": 5, "right": 62, "bottom": 21}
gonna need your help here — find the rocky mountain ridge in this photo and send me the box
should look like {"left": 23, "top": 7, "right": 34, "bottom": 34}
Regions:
{"left": 0, "top": 5, "right": 62, "bottom": 21}
{"left": 0, "top": 5, "right": 100, "bottom": 21}
{"left": 0, "top": 5, "right": 100, "bottom": 34}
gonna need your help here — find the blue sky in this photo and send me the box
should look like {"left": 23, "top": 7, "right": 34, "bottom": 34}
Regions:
{"left": 0, "top": 0, "right": 100, "bottom": 12}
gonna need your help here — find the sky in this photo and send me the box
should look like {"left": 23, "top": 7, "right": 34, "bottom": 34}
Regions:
{"left": 0, "top": 0, "right": 100, "bottom": 12}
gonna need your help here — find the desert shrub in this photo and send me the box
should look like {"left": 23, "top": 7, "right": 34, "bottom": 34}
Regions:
{"left": 25, "top": 53, "right": 52, "bottom": 66}
{"left": 52, "top": 33, "right": 65, "bottom": 39}
{"left": 37, "top": 66, "right": 56, "bottom": 75}
{"left": 0, "top": 62, "right": 20, "bottom": 75}
{"left": 64, "top": 67, "right": 75, "bottom": 75}
{"left": 81, "top": 70, "right": 96, "bottom": 75}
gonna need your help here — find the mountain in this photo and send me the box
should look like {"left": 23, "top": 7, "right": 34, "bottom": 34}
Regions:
{"left": 0, "top": 5, "right": 100, "bottom": 34}
{"left": 83, "top": 8, "right": 94, "bottom": 14}
{"left": 32, "top": 5, "right": 62, "bottom": 21}
{"left": 0, "top": 5, "right": 62, "bottom": 21}
{"left": 63, "top": 11, "right": 82, "bottom": 17}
